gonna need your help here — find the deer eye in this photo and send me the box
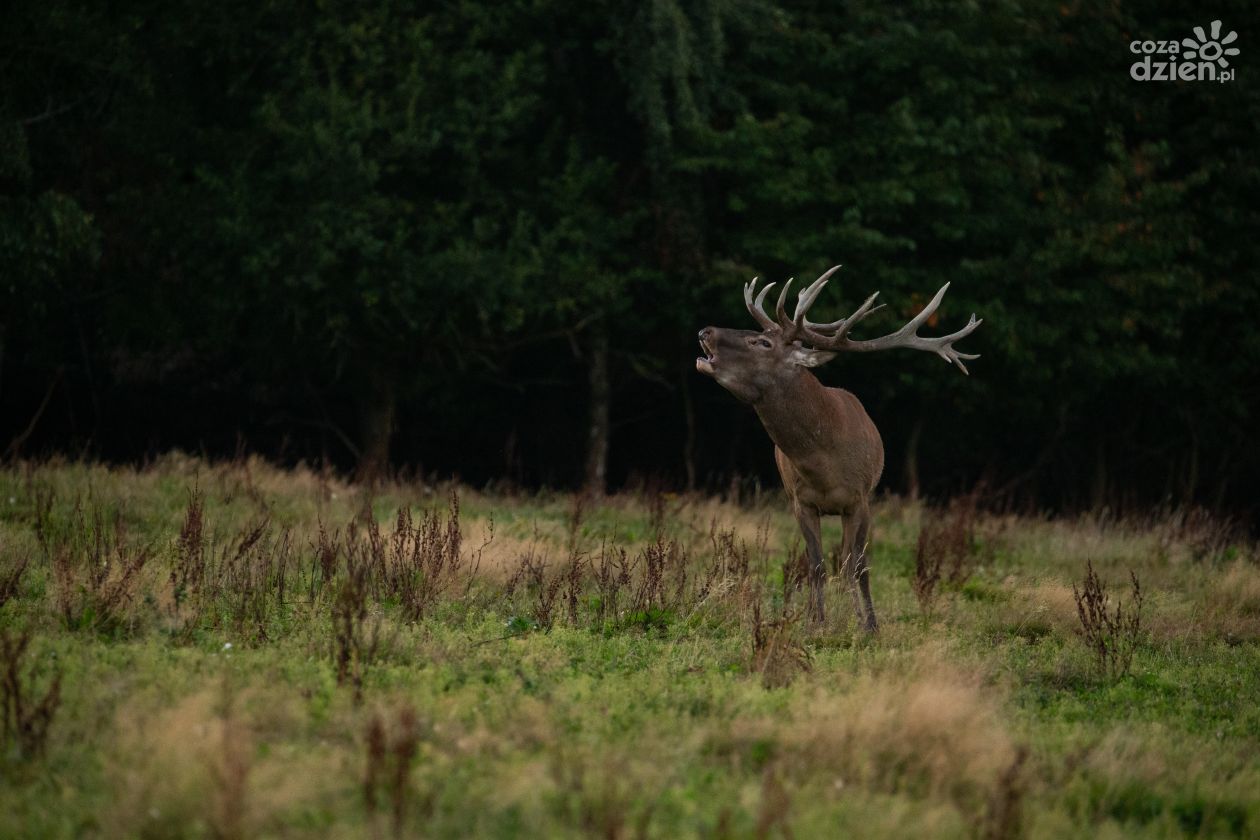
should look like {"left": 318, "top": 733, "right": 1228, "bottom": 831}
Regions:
{"left": 757, "top": 338, "right": 772, "bottom": 348}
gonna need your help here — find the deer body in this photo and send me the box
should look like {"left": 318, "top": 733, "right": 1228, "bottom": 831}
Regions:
{"left": 757, "top": 376, "right": 883, "bottom": 512}
{"left": 697, "top": 266, "right": 980, "bottom": 630}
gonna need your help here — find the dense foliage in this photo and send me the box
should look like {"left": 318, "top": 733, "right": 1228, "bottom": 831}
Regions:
{"left": 3, "top": 0, "right": 1257, "bottom": 514}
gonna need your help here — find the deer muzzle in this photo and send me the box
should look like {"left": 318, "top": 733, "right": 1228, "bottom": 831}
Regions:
{"left": 696, "top": 328, "right": 717, "bottom": 375}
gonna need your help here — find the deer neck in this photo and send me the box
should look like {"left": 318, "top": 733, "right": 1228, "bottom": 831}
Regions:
{"left": 752, "top": 369, "right": 838, "bottom": 461}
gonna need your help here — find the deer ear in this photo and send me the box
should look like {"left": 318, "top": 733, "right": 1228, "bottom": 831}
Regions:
{"left": 788, "top": 346, "right": 837, "bottom": 368}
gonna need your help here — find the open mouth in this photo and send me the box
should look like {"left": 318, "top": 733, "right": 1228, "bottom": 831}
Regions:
{"left": 696, "top": 337, "right": 716, "bottom": 375}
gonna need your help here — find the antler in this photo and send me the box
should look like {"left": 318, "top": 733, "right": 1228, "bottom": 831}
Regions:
{"left": 743, "top": 277, "right": 778, "bottom": 331}
{"left": 745, "top": 265, "right": 855, "bottom": 343}
{"left": 745, "top": 266, "right": 982, "bottom": 375}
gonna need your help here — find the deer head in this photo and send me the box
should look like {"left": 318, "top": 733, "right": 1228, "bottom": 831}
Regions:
{"left": 696, "top": 265, "right": 981, "bottom": 404}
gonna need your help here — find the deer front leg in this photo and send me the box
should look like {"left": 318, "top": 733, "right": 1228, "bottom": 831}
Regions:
{"left": 850, "top": 505, "right": 878, "bottom": 633}
{"left": 838, "top": 510, "right": 865, "bottom": 628}
{"left": 793, "top": 505, "right": 826, "bottom": 623}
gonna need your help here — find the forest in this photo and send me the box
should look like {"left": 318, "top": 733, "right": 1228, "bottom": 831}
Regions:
{"left": 3, "top": 0, "right": 1258, "bottom": 517}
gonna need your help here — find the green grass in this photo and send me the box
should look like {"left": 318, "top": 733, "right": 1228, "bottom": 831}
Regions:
{"left": 1, "top": 455, "right": 1258, "bottom": 838}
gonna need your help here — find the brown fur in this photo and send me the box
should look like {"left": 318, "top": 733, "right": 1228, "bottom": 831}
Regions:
{"left": 697, "top": 326, "right": 883, "bottom": 628}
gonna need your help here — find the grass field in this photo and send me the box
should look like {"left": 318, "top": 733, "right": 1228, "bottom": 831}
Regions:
{"left": 1, "top": 455, "right": 1257, "bottom": 838}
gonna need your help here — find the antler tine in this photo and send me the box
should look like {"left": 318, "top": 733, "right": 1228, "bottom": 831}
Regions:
{"left": 924, "top": 312, "right": 983, "bottom": 374}
{"left": 800, "top": 267, "right": 884, "bottom": 332}
{"left": 799, "top": 282, "right": 982, "bottom": 376}
{"left": 784, "top": 265, "right": 890, "bottom": 341}
{"left": 837, "top": 291, "right": 882, "bottom": 339}
{"left": 774, "top": 278, "right": 795, "bottom": 336}
{"left": 804, "top": 302, "right": 887, "bottom": 334}
{"left": 799, "top": 291, "right": 881, "bottom": 346}
{"left": 790, "top": 265, "right": 842, "bottom": 331}
{"left": 744, "top": 277, "right": 779, "bottom": 331}
{"left": 905, "top": 282, "right": 951, "bottom": 333}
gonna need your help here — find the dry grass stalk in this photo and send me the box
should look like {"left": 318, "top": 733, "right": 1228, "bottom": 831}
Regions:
{"left": 982, "top": 745, "right": 1029, "bottom": 840}
{"left": 750, "top": 601, "right": 811, "bottom": 689}
{"left": 47, "top": 504, "right": 151, "bottom": 634}
{"left": 501, "top": 520, "right": 759, "bottom": 633}
{"left": 548, "top": 748, "right": 633, "bottom": 840}
{"left": 562, "top": 550, "right": 586, "bottom": 626}
{"left": 345, "top": 491, "right": 484, "bottom": 622}
{"left": 709, "top": 519, "right": 768, "bottom": 582}
{"left": 313, "top": 519, "right": 340, "bottom": 588}
{"left": 0, "top": 549, "right": 29, "bottom": 610}
{"left": 630, "top": 534, "right": 679, "bottom": 615}
{"left": 705, "top": 521, "right": 766, "bottom": 619}
{"left": 592, "top": 540, "right": 631, "bottom": 627}
{"left": 912, "top": 525, "right": 944, "bottom": 616}
{"left": 333, "top": 558, "right": 379, "bottom": 704}
{"left": 754, "top": 765, "right": 794, "bottom": 840}
{"left": 364, "top": 714, "right": 387, "bottom": 812}
{"left": 389, "top": 707, "right": 420, "bottom": 835}
{"left": 103, "top": 687, "right": 289, "bottom": 838}
{"left": 364, "top": 705, "right": 422, "bottom": 838}
{"left": 1156, "top": 505, "right": 1241, "bottom": 561}
{"left": 212, "top": 685, "right": 251, "bottom": 840}
{"left": 782, "top": 547, "right": 808, "bottom": 609}
{"left": 1073, "top": 560, "right": 1144, "bottom": 678}
{"left": 763, "top": 661, "right": 1017, "bottom": 808}
{"left": 209, "top": 519, "right": 292, "bottom": 643}
{"left": 510, "top": 548, "right": 563, "bottom": 630}
{"left": 170, "top": 488, "right": 206, "bottom": 611}
{"left": 165, "top": 510, "right": 296, "bottom": 641}
{"left": 1202, "top": 560, "right": 1260, "bottom": 644}
{"left": 0, "top": 628, "right": 62, "bottom": 759}
{"left": 912, "top": 491, "right": 990, "bottom": 616}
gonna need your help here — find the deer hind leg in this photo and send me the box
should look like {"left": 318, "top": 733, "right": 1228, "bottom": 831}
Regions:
{"left": 851, "top": 505, "right": 878, "bottom": 633}
{"left": 838, "top": 510, "right": 865, "bottom": 628}
{"left": 793, "top": 505, "right": 826, "bottom": 623}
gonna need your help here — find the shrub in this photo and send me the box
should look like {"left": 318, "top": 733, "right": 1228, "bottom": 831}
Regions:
{"left": 750, "top": 601, "right": 811, "bottom": 689}
{"left": 591, "top": 540, "right": 631, "bottom": 627}
{"left": 913, "top": 491, "right": 988, "bottom": 616}
{"left": 217, "top": 520, "right": 293, "bottom": 643}
{"left": 1073, "top": 560, "right": 1144, "bottom": 678}
{"left": 46, "top": 504, "right": 151, "bottom": 634}
{"left": 347, "top": 492, "right": 485, "bottom": 622}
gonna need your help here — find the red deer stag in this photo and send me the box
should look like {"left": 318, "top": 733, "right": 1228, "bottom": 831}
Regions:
{"left": 696, "top": 266, "right": 981, "bottom": 630}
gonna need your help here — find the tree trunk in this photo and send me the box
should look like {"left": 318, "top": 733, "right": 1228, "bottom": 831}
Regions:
{"left": 4, "top": 368, "right": 62, "bottom": 459}
{"left": 356, "top": 368, "right": 396, "bottom": 484}
{"left": 681, "top": 365, "right": 696, "bottom": 493}
{"left": 1183, "top": 424, "right": 1199, "bottom": 507}
{"left": 1090, "top": 436, "right": 1108, "bottom": 513}
{"left": 903, "top": 417, "right": 923, "bottom": 502}
{"left": 583, "top": 330, "right": 610, "bottom": 497}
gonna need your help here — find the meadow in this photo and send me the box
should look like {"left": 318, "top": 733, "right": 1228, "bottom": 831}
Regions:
{"left": 1, "top": 455, "right": 1257, "bottom": 839}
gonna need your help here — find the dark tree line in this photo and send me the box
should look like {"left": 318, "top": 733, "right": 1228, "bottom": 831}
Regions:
{"left": 3, "top": 0, "right": 1258, "bottom": 517}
